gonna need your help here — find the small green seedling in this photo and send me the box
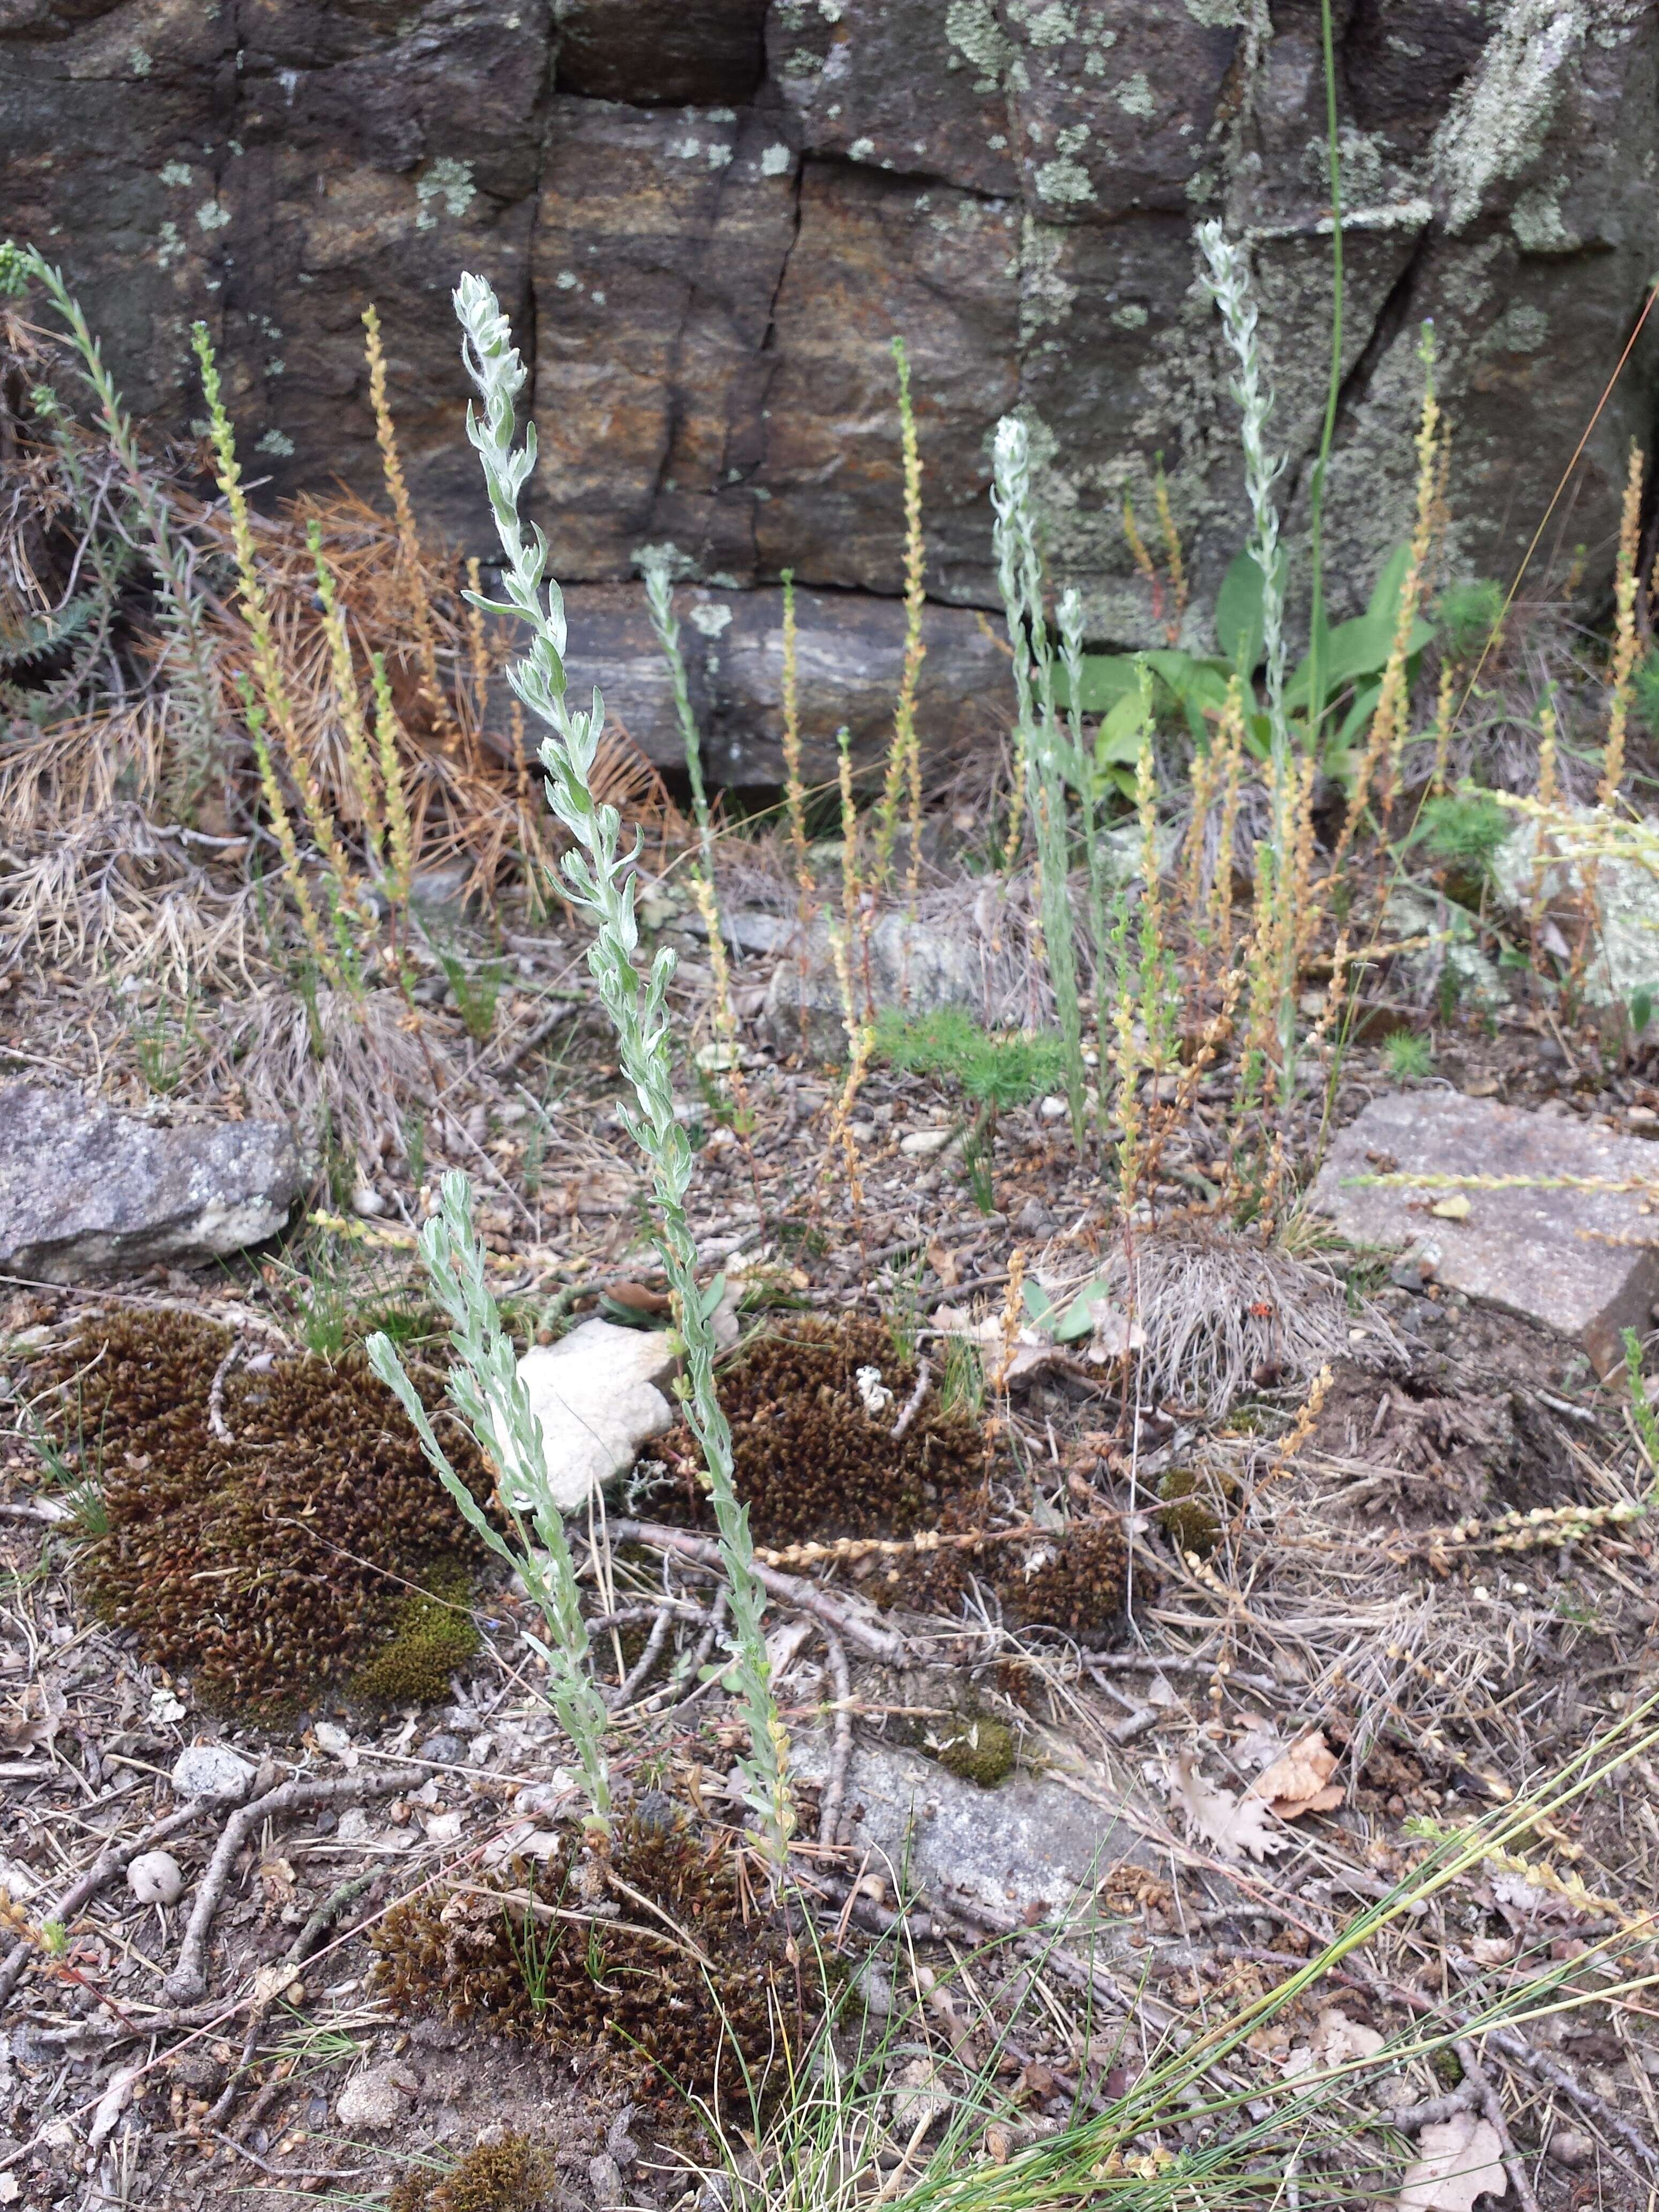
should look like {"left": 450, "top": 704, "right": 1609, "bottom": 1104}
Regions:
{"left": 1023, "top": 1275, "right": 1112, "bottom": 1344}
{"left": 1621, "top": 1328, "right": 1659, "bottom": 1482}
{"left": 1380, "top": 1029, "right": 1432, "bottom": 1082}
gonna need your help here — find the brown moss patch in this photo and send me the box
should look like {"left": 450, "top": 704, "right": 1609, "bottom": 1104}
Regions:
{"left": 658, "top": 1317, "right": 1125, "bottom": 1636}
{"left": 390, "top": 2136, "right": 553, "bottom": 2212}
{"left": 371, "top": 1806, "right": 810, "bottom": 2111}
{"left": 661, "top": 1316, "right": 986, "bottom": 1545}
{"left": 36, "top": 1309, "right": 490, "bottom": 1713}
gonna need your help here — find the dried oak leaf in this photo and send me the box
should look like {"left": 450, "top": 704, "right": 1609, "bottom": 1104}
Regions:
{"left": 1250, "top": 1730, "right": 1344, "bottom": 1819}
{"left": 1167, "top": 1754, "right": 1287, "bottom": 1862}
{"left": 1396, "top": 2113, "right": 1508, "bottom": 2211}
{"left": 1281, "top": 2005, "right": 1385, "bottom": 2079}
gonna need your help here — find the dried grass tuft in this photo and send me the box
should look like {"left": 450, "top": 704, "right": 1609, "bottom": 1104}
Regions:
{"left": 1042, "top": 1221, "right": 1385, "bottom": 1419}
{"left": 0, "top": 796, "right": 260, "bottom": 996}
{"left": 223, "top": 982, "right": 462, "bottom": 1157}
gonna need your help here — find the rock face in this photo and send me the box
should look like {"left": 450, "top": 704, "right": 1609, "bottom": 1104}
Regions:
{"left": 5, "top": 2, "right": 1656, "bottom": 758}
{"left": 1309, "top": 1092, "right": 1659, "bottom": 1378}
{"left": 0, "top": 1084, "right": 300, "bottom": 1283}
{"left": 562, "top": 580, "right": 1011, "bottom": 791}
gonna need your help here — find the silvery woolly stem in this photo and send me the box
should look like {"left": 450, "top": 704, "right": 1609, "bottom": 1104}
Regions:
{"left": 1060, "top": 586, "right": 1114, "bottom": 1119}
{"left": 1197, "top": 220, "right": 1298, "bottom": 1093}
{"left": 991, "top": 418, "right": 1086, "bottom": 1145}
{"left": 639, "top": 550, "right": 714, "bottom": 875}
{"left": 1195, "top": 222, "right": 1289, "bottom": 794}
{"left": 451, "top": 274, "right": 792, "bottom": 1864}
{"left": 365, "top": 1171, "right": 612, "bottom": 1833}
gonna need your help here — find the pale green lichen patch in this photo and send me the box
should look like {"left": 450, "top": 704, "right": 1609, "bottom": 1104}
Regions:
{"left": 1019, "top": 216, "right": 1078, "bottom": 345}
{"left": 130, "top": 47, "right": 152, "bottom": 76}
{"left": 1497, "top": 302, "right": 1548, "bottom": 351}
{"left": 414, "top": 156, "right": 476, "bottom": 231}
{"left": 256, "top": 428, "right": 295, "bottom": 458}
{"left": 1116, "top": 71, "right": 1155, "bottom": 117}
{"left": 195, "top": 199, "right": 230, "bottom": 232}
{"left": 1511, "top": 183, "right": 1577, "bottom": 252}
{"left": 945, "top": 0, "right": 1015, "bottom": 89}
{"left": 1433, "top": 0, "right": 1588, "bottom": 234}
{"left": 159, "top": 162, "right": 193, "bottom": 188}
{"left": 1025, "top": 2, "right": 1079, "bottom": 45}
{"left": 155, "top": 221, "right": 185, "bottom": 272}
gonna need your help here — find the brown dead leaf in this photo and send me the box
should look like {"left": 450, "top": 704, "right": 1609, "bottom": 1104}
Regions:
{"left": 926, "top": 1238, "right": 960, "bottom": 1289}
{"left": 1281, "top": 2006, "right": 1385, "bottom": 2079}
{"left": 605, "top": 1280, "right": 671, "bottom": 1315}
{"left": 1167, "top": 1754, "right": 1288, "bottom": 1862}
{"left": 1396, "top": 2112, "right": 1507, "bottom": 2211}
{"left": 1250, "top": 1730, "right": 1344, "bottom": 1819}
{"left": 1, "top": 1684, "right": 64, "bottom": 1755}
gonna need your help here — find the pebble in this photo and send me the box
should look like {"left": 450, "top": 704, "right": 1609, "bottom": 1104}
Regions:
{"left": 170, "top": 1743, "right": 255, "bottom": 1800}
{"left": 418, "top": 1732, "right": 465, "bottom": 1765}
{"left": 335, "top": 2063, "right": 409, "bottom": 2129}
{"left": 126, "top": 1851, "right": 184, "bottom": 1906}
{"left": 899, "top": 1128, "right": 953, "bottom": 1159}
{"left": 1546, "top": 2131, "right": 1593, "bottom": 2168}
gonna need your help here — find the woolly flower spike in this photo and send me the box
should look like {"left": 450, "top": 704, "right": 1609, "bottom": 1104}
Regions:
{"left": 449, "top": 274, "right": 793, "bottom": 1866}
{"left": 366, "top": 1170, "right": 612, "bottom": 1835}
{"left": 1195, "top": 220, "right": 1287, "bottom": 776}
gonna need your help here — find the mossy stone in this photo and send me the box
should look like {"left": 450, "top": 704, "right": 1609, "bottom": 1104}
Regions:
{"left": 935, "top": 1716, "right": 1015, "bottom": 1788}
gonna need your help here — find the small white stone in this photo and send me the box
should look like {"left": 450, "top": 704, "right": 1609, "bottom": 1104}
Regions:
{"left": 1038, "top": 1094, "right": 1068, "bottom": 1121}
{"left": 516, "top": 1319, "right": 679, "bottom": 1512}
{"left": 127, "top": 1850, "right": 184, "bottom": 1906}
{"left": 350, "top": 1183, "right": 386, "bottom": 1218}
{"left": 335, "top": 2062, "right": 408, "bottom": 2129}
{"left": 899, "top": 1127, "right": 952, "bottom": 1159}
{"left": 170, "top": 1743, "right": 254, "bottom": 1800}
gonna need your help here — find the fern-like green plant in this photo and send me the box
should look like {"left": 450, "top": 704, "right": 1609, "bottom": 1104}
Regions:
{"left": 451, "top": 273, "right": 792, "bottom": 1866}
{"left": 0, "top": 240, "right": 222, "bottom": 810}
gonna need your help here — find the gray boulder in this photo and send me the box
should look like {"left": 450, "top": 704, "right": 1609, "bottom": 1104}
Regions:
{"left": 1309, "top": 1091, "right": 1659, "bottom": 1378}
{"left": 0, "top": 1083, "right": 300, "bottom": 1283}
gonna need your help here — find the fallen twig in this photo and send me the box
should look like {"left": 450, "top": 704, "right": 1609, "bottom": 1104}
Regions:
{"left": 0, "top": 1497, "right": 72, "bottom": 1525}
{"left": 1454, "top": 2036, "right": 1542, "bottom": 2212}
{"left": 207, "top": 2128, "right": 369, "bottom": 2184}
{"left": 818, "top": 1625, "right": 853, "bottom": 1849}
{"left": 165, "top": 1766, "right": 424, "bottom": 2002}
{"left": 206, "top": 1337, "right": 247, "bottom": 1444}
{"left": 891, "top": 1358, "right": 931, "bottom": 1439}
{"left": 1218, "top": 1944, "right": 1659, "bottom": 2180}
{"left": 203, "top": 1871, "right": 379, "bottom": 2133}
{"left": 609, "top": 1604, "right": 673, "bottom": 1709}
{"left": 1378, "top": 2082, "right": 1483, "bottom": 2133}
{"left": 602, "top": 1520, "right": 908, "bottom": 1666}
